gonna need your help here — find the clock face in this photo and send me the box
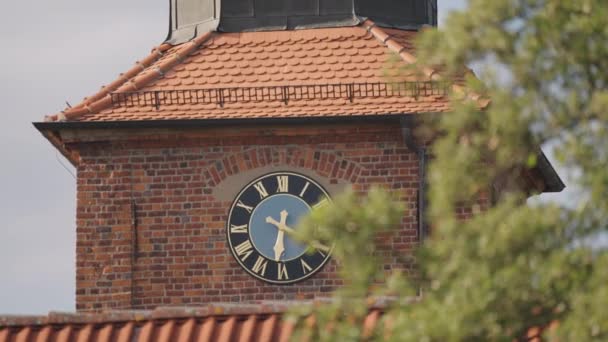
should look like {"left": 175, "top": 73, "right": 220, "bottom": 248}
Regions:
{"left": 226, "top": 172, "right": 332, "bottom": 284}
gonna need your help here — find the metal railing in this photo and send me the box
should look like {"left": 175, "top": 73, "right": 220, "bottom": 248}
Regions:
{"left": 111, "top": 81, "right": 450, "bottom": 110}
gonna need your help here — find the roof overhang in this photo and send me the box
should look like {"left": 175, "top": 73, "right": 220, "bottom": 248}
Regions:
{"left": 34, "top": 114, "right": 405, "bottom": 131}
{"left": 34, "top": 114, "right": 409, "bottom": 167}
{"left": 533, "top": 150, "right": 565, "bottom": 193}
{"left": 33, "top": 113, "right": 564, "bottom": 194}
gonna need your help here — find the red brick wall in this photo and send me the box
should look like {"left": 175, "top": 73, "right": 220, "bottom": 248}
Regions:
{"left": 71, "top": 123, "right": 421, "bottom": 311}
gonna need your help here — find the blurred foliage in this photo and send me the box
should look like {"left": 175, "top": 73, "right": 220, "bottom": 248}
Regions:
{"left": 289, "top": 187, "right": 405, "bottom": 342}
{"left": 289, "top": 0, "right": 608, "bottom": 341}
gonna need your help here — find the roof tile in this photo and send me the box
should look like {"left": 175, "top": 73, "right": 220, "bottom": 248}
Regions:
{"left": 43, "top": 22, "right": 484, "bottom": 123}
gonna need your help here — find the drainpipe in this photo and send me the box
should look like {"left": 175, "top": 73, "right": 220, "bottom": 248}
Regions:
{"left": 400, "top": 116, "right": 427, "bottom": 243}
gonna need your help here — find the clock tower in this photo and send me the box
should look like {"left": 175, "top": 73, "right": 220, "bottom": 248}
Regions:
{"left": 35, "top": 0, "right": 563, "bottom": 311}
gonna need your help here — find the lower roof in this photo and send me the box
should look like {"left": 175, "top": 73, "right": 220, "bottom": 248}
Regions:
{"left": 0, "top": 302, "right": 552, "bottom": 342}
{"left": 0, "top": 303, "right": 382, "bottom": 342}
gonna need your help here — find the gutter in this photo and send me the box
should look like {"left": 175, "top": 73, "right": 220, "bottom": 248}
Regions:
{"left": 33, "top": 114, "right": 409, "bottom": 131}
{"left": 400, "top": 116, "right": 428, "bottom": 243}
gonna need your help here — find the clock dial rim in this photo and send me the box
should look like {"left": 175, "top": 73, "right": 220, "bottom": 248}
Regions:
{"left": 226, "top": 171, "right": 333, "bottom": 285}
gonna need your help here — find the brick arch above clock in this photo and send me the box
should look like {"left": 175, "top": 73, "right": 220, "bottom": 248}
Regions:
{"left": 206, "top": 146, "right": 364, "bottom": 202}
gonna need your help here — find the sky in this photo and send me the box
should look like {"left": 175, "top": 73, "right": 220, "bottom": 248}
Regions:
{"left": 0, "top": 0, "right": 569, "bottom": 315}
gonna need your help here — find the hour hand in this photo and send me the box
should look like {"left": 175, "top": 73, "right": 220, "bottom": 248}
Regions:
{"left": 273, "top": 230, "right": 285, "bottom": 261}
{"left": 266, "top": 216, "right": 295, "bottom": 234}
{"left": 266, "top": 216, "right": 281, "bottom": 227}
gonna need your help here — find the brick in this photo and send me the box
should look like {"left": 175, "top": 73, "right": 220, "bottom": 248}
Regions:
{"left": 73, "top": 124, "right": 428, "bottom": 311}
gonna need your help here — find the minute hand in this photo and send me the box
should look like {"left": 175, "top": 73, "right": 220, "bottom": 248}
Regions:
{"left": 265, "top": 216, "right": 331, "bottom": 253}
{"left": 272, "top": 210, "right": 289, "bottom": 261}
{"left": 273, "top": 230, "right": 285, "bottom": 262}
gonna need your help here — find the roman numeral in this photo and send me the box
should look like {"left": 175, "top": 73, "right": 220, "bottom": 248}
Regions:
{"left": 234, "top": 240, "right": 253, "bottom": 262}
{"left": 318, "top": 250, "right": 327, "bottom": 258}
{"left": 236, "top": 200, "right": 254, "bottom": 214}
{"left": 299, "top": 182, "right": 310, "bottom": 197}
{"left": 313, "top": 198, "right": 329, "bottom": 210}
{"left": 301, "top": 259, "right": 313, "bottom": 274}
{"left": 277, "top": 263, "right": 289, "bottom": 280}
{"left": 276, "top": 176, "right": 289, "bottom": 193}
{"left": 254, "top": 182, "right": 269, "bottom": 199}
{"left": 252, "top": 256, "right": 268, "bottom": 276}
{"left": 230, "top": 224, "right": 248, "bottom": 234}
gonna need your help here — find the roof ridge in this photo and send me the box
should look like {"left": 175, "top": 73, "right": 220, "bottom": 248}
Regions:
{"left": 362, "top": 20, "right": 490, "bottom": 108}
{"left": 0, "top": 298, "right": 399, "bottom": 327}
{"left": 46, "top": 32, "right": 215, "bottom": 122}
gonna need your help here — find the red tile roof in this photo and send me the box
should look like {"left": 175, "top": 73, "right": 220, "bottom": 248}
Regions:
{"left": 0, "top": 303, "right": 554, "bottom": 342}
{"left": 0, "top": 304, "right": 382, "bottom": 342}
{"left": 44, "top": 21, "right": 484, "bottom": 123}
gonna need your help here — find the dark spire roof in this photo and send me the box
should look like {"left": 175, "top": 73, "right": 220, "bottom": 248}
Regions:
{"left": 166, "top": 0, "right": 438, "bottom": 44}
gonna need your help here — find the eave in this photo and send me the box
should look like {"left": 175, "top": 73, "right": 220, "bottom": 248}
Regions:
{"left": 33, "top": 113, "right": 564, "bottom": 194}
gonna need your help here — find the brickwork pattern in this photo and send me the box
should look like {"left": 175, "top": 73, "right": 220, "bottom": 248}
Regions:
{"left": 73, "top": 124, "right": 421, "bottom": 311}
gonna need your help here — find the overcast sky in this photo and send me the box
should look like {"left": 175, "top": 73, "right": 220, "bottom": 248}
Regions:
{"left": 0, "top": 0, "right": 570, "bottom": 315}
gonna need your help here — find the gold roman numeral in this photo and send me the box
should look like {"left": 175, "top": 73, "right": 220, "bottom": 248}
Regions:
{"left": 276, "top": 176, "right": 289, "bottom": 193}
{"left": 301, "top": 259, "right": 313, "bottom": 274}
{"left": 230, "top": 224, "right": 248, "bottom": 234}
{"left": 277, "top": 263, "right": 289, "bottom": 280}
{"left": 234, "top": 240, "right": 253, "bottom": 261}
{"left": 313, "top": 197, "right": 329, "bottom": 210}
{"left": 252, "top": 256, "right": 268, "bottom": 276}
{"left": 299, "top": 182, "right": 310, "bottom": 197}
{"left": 254, "top": 182, "right": 269, "bottom": 199}
{"left": 236, "top": 200, "right": 254, "bottom": 214}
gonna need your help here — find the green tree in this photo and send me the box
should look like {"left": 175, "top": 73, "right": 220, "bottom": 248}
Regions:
{"left": 290, "top": 1, "right": 608, "bottom": 340}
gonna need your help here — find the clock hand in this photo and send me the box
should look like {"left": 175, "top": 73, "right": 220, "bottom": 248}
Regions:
{"left": 280, "top": 209, "right": 288, "bottom": 223}
{"left": 273, "top": 230, "right": 285, "bottom": 262}
{"left": 269, "top": 210, "right": 289, "bottom": 261}
{"left": 266, "top": 216, "right": 292, "bottom": 233}
{"left": 266, "top": 216, "right": 283, "bottom": 229}
{"left": 266, "top": 214, "right": 332, "bottom": 253}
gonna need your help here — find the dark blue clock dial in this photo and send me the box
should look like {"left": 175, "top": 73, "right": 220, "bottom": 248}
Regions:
{"left": 226, "top": 172, "right": 331, "bottom": 284}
